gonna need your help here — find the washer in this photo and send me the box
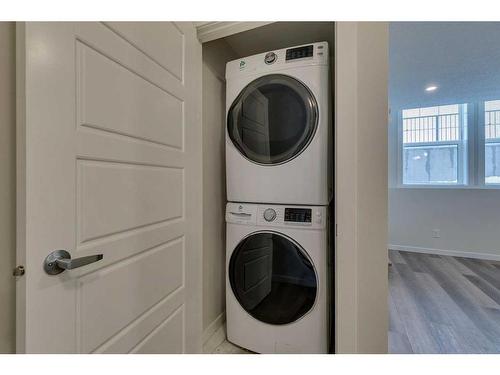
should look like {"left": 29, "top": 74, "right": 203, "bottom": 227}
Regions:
{"left": 225, "top": 42, "right": 332, "bottom": 205}
{"left": 225, "top": 202, "right": 329, "bottom": 353}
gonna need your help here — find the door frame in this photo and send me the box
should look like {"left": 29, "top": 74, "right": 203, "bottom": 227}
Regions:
{"left": 196, "top": 22, "right": 273, "bottom": 43}
{"left": 16, "top": 22, "right": 27, "bottom": 354}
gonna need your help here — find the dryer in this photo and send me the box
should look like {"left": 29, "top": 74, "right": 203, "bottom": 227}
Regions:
{"left": 225, "top": 42, "right": 332, "bottom": 205}
{"left": 225, "top": 202, "right": 330, "bottom": 353}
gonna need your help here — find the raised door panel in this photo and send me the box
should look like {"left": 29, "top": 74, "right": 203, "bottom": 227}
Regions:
{"left": 77, "top": 160, "right": 183, "bottom": 243}
{"left": 79, "top": 238, "right": 184, "bottom": 352}
{"left": 77, "top": 41, "right": 184, "bottom": 149}
{"left": 131, "top": 307, "right": 185, "bottom": 354}
{"left": 104, "top": 22, "right": 184, "bottom": 82}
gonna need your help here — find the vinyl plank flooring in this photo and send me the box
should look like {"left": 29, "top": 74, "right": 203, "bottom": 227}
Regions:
{"left": 464, "top": 274, "right": 500, "bottom": 306}
{"left": 427, "top": 322, "right": 462, "bottom": 354}
{"left": 413, "top": 271, "right": 478, "bottom": 331}
{"left": 450, "top": 326, "right": 499, "bottom": 354}
{"left": 399, "top": 252, "right": 426, "bottom": 273}
{"left": 388, "top": 330, "right": 413, "bottom": 354}
{"left": 388, "top": 250, "right": 407, "bottom": 265}
{"left": 389, "top": 291, "right": 406, "bottom": 334}
{"left": 442, "top": 255, "right": 476, "bottom": 277}
{"left": 389, "top": 250, "right": 500, "bottom": 354}
{"left": 422, "top": 255, "right": 499, "bottom": 309}
{"left": 456, "top": 257, "right": 500, "bottom": 291}
{"left": 393, "top": 262, "right": 450, "bottom": 325}
{"left": 417, "top": 255, "right": 500, "bottom": 344}
{"left": 389, "top": 263, "right": 441, "bottom": 353}
{"left": 430, "top": 322, "right": 497, "bottom": 354}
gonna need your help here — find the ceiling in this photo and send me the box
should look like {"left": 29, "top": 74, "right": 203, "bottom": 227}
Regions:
{"left": 390, "top": 22, "right": 500, "bottom": 110}
{"left": 221, "top": 22, "right": 334, "bottom": 58}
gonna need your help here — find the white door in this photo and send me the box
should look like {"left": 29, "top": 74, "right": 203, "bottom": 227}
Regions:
{"left": 16, "top": 22, "right": 202, "bottom": 353}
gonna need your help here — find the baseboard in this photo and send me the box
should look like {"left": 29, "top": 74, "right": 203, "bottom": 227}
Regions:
{"left": 388, "top": 244, "right": 500, "bottom": 262}
{"left": 202, "top": 312, "right": 226, "bottom": 345}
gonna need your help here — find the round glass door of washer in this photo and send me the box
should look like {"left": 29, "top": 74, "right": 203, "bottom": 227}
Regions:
{"left": 227, "top": 74, "right": 318, "bottom": 165}
{"left": 228, "top": 232, "right": 318, "bottom": 325}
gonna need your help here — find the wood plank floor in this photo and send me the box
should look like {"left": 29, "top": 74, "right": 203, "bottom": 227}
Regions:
{"left": 389, "top": 250, "right": 500, "bottom": 354}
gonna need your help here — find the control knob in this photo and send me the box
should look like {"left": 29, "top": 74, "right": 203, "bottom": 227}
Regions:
{"left": 263, "top": 208, "right": 277, "bottom": 222}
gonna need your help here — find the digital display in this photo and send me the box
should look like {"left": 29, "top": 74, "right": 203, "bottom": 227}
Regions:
{"left": 284, "top": 208, "right": 312, "bottom": 223}
{"left": 285, "top": 45, "right": 314, "bottom": 61}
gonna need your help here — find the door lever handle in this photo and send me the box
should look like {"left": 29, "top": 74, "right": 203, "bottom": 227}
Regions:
{"left": 44, "top": 250, "right": 103, "bottom": 275}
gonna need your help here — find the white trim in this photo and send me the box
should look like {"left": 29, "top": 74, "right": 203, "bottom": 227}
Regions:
{"left": 334, "top": 22, "right": 359, "bottom": 353}
{"left": 388, "top": 244, "right": 500, "bottom": 262}
{"left": 202, "top": 312, "right": 226, "bottom": 345}
{"left": 465, "top": 103, "right": 475, "bottom": 185}
{"left": 394, "top": 184, "right": 500, "bottom": 190}
{"left": 396, "top": 184, "right": 469, "bottom": 189}
{"left": 396, "top": 108, "right": 403, "bottom": 186}
{"left": 477, "top": 101, "right": 486, "bottom": 185}
{"left": 196, "top": 22, "right": 273, "bottom": 43}
{"left": 16, "top": 21, "right": 27, "bottom": 354}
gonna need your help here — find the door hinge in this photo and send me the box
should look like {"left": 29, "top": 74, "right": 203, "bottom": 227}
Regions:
{"left": 13, "top": 265, "right": 25, "bottom": 277}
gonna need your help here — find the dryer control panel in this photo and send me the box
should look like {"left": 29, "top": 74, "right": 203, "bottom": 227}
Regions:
{"left": 225, "top": 41, "right": 329, "bottom": 79}
{"left": 226, "top": 202, "right": 327, "bottom": 230}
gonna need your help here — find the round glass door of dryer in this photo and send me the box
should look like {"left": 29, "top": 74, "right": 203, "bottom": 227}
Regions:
{"left": 227, "top": 74, "right": 318, "bottom": 165}
{"left": 229, "top": 232, "right": 317, "bottom": 325}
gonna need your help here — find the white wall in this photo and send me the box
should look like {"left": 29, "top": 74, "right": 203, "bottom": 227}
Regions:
{"left": 201, "top": 39, "right": 236, "bottom": 339}
{"left": 388, "top": 22, "right": 500, "bottom": 260}
{"left": 389, "top": 188, "right": 500, "bottom": 260}
{"left": 335, "top": 22, "right": 389, "bottom": 354}
{"left": 0, "top": 21, "right": 16, "bottom": 353}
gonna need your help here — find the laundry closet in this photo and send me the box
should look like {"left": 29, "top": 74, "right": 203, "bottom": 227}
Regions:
{"left": 200, "top": 22, "right": 335, "bottom": 353}
{"left": 9, "top": 21, "right": 387, "bottom": 354}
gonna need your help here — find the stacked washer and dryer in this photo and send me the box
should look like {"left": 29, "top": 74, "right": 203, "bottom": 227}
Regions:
{"left": 224, "top": 42, "right": 332, "bottom": 354}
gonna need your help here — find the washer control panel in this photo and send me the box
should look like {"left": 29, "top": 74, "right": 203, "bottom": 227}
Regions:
{"left": 263, "top": 208, "right": 277, "bottom": 222}
{"left": 226, "top": 203, "right": 326, "bottom": 229}
{"left": 258, "top": 205, "right": 325, "bottom": 229}
{"left": 284, "top": 208, "right": 311, "bottom": 223}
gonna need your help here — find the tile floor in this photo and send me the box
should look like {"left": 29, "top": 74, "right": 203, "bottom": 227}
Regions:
{"left": 203, "top": 325, "right": 252, "bottom": 354}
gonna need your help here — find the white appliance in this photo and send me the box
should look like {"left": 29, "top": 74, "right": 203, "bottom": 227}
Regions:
{"left": 225, "top": 42, "right": 332, "bottom": 205}
{"left": 225, "top": 202, "right": 330, "bottom": 353}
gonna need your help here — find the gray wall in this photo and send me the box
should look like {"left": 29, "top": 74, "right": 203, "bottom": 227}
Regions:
{"left": 388, "top": 22, "right": 500, "bottom": 259}
{"left": 201, "top": 39, "right": 236, "bottom": 336}
{"left": 0, "top": 21, "right": 16, "bottom": 353}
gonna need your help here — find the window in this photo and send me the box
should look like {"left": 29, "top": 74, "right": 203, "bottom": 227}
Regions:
{"left": 485, "top": 100, "right": 500, "bottom": 185}
{"left": 401, "top": 104, "right": 468, "bottom": 185}
{"left": 396, "top": 100, "right": 500, "bottom": 188}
